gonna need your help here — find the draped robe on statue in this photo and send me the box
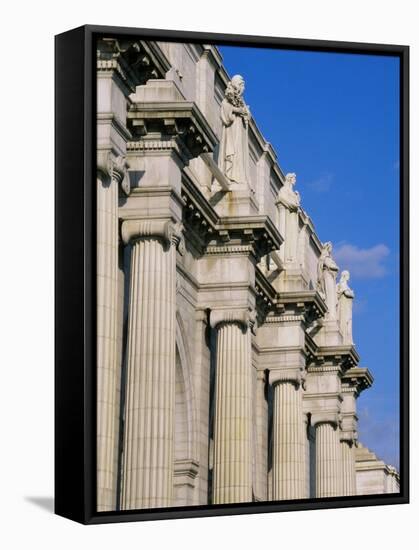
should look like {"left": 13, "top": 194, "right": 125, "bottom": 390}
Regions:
{"left": 218, "top": 99, "right": 250, "bottom": 185}
{"left": 318, "top": 247, "right": 339, "bottom": 320}
{"left": 337, "top": 275, "right": 354, "bottom": 344}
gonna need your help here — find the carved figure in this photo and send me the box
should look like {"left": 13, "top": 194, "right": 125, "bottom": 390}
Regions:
{"left": 277, "top": 173, "right": 301, "bottom": 263}
{"left": 277, "top": 173, "right": 300, "bottom": 211}
{"left": 218, "top": 75, "right": 251, "bottom": 185}
{"left": 317, "top": 242, "right": 339, "bottom": 319}
{"left": 337, "top": 270, "right": 354, "bottom": 343}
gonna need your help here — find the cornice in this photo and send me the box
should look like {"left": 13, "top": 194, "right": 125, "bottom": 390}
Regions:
{"left": 306, "top": 342, "right": 360, "bottom": 371}
{"left": 97, "top": 38, "right": 170, "bottom": 93}
{"left": 180, "top": 178, "right": 284, "bottom": 261}
{"left": 127, "top": 101, "right": 217, "bottom": 160}
{"left": 216, "top": 215, "right": 284, "bottom": 260}
{"left": 277, "top": 290, "right": 327, "bottom": 319}
{"left": 342, "top": 367, "right": 374, "bottom": 395}
{"left": 253, "top": 273, "right": 327, "bottom": 327}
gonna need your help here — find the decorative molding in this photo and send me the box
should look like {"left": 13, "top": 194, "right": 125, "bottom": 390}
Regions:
{"left": 128, "top": 138, "right": 182, "bottom": 153}
{"left": 205, "top": 245, "right": 254, "bottom": 255}
{"left": 264, "top": 314, "right": 305, "bottom": 324}
{"left": 307, "top": 364, "right": 341, "bottom": 374}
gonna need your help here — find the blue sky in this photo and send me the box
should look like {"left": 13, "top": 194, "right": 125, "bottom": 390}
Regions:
{"left": 218, "top": 45, "right": 400, "bottom": 468}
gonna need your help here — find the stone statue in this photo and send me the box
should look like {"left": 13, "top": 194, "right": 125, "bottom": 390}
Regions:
{"left": 277, "top": 173, "right": 301, "bottom": 264}
{"left": 317, "top": 242, "right": 339, "bottom": 320}
{"left": 277, "top": 173, "right": 300, "bottom": 211}
{"left": 337, "top": 270, "right": 355, "bottom": 344}
{"left": 218, "top": 74, "right": 251, "bottom": 186}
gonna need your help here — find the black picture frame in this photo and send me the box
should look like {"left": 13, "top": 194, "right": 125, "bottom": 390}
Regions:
{"left": 55, "top": 24, "right": 409, "bottom": 525}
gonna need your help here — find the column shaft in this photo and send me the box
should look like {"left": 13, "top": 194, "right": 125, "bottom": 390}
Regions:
{"left": 97, "top": 174, "right": 119, "bottom": 511}
{"left": 121, "top": 235, "right": 176, "bottom": 510}
{"left": 272, "top": 381, "right": 306, "bottom": 500}
{"left": 254, "top": 371, "right": 268, "bottom": 501}
{"left": 315, "top": 422, "right": 343, "bottom": 497}
{"left": 341, "top": 440, "right": 356, "bottom": 496}
{"left": 213, "top": 322, "right": 252, "bottom": 504}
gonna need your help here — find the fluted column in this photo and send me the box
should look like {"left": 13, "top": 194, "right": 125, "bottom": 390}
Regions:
{"left": 341, "top": 438, "right": 356, "bottom": 496}
{"left": 120, "top": 219, "right": 179, "bottom": 510}
{"left": 210, "top": 309, "right": 253, "bottom": 504}
{"left": 254, "top": 370, "right": 268, "bottom": 501}
{"left": 96, "top": 157, "right": 126, "bottom": 511}
{"left": 270, "top": 370, "right": 306, "bottom": 500}
{"left": 312, "top": 413, "right": 343, "bottom": 498}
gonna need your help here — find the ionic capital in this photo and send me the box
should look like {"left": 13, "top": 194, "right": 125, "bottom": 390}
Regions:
{"left": 112, "top": 156, "right": 130, "bottom": 195}
{"left": 256, "top": 369, "right": 267, "bottom": 382}
{"left": 121, "top": 219, "right": 181, "bottom": 247}
{"left": 311, "top": 411, "right": 340, "bottom": 429}
{"left": 340, "top": 430, "right": 358, "bottom": 446}
{"left": 97, "top": 151, "right": 130, "bottom": 194}
{"left": 269, "top": 367, "right": 304, "bottom": 388}
{"left": 209, "top": 308, "right": 254, "bottom": 331}
{"left": 97, "top": 150, "right": 113, "bottom": 180}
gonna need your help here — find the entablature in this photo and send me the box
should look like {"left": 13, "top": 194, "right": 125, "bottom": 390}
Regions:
{"left": 180, "top": 174, "right": 283, "bottom": 260}
{"left": 306, "top": 338, "right": 360, "bottom": 372}
{"left": 342, "top": 367, "right": 374, "bottom": 395}
{"left": 254, "top": 268, "right": 327, "bottom": 325}
{"left": 127, "top": 100, "right": 218, "bottom": 160}
{"left": 97, "top": 38, "right": 171, "bottom": 93}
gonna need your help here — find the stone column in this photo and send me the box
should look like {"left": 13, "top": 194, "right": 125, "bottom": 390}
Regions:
{"left": 270, "top": 370, "right": 306, "bottom": 500}
{"left": 341, "top": 438, "right": 356, "bottom": 496}
{"left": 210, "top": 309, "right": 253, "bottom": 504}
{"left": 254, "top": 369, "right": 268, "bottom": 501}
{"left": 312, "top": 412, "right": 343, "bottom": 498}
{"left": 96, "top": 155, "right": 126, "bottom": 511}
{"left": 120, "top": 219, "right": 179, "bottom": 510}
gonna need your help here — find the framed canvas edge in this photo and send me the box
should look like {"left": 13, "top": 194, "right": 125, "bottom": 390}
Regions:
{"left": 54, "top": 24, "right": 410, "bottom": 526}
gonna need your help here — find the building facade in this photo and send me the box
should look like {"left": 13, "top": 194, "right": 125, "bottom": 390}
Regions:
{"left": 96, "top": 37, "right": 399, "bottom": 512}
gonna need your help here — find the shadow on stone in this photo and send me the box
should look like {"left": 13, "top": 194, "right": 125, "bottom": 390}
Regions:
{"left": 25, "top": 496, "right": 54, "bottom": 513}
